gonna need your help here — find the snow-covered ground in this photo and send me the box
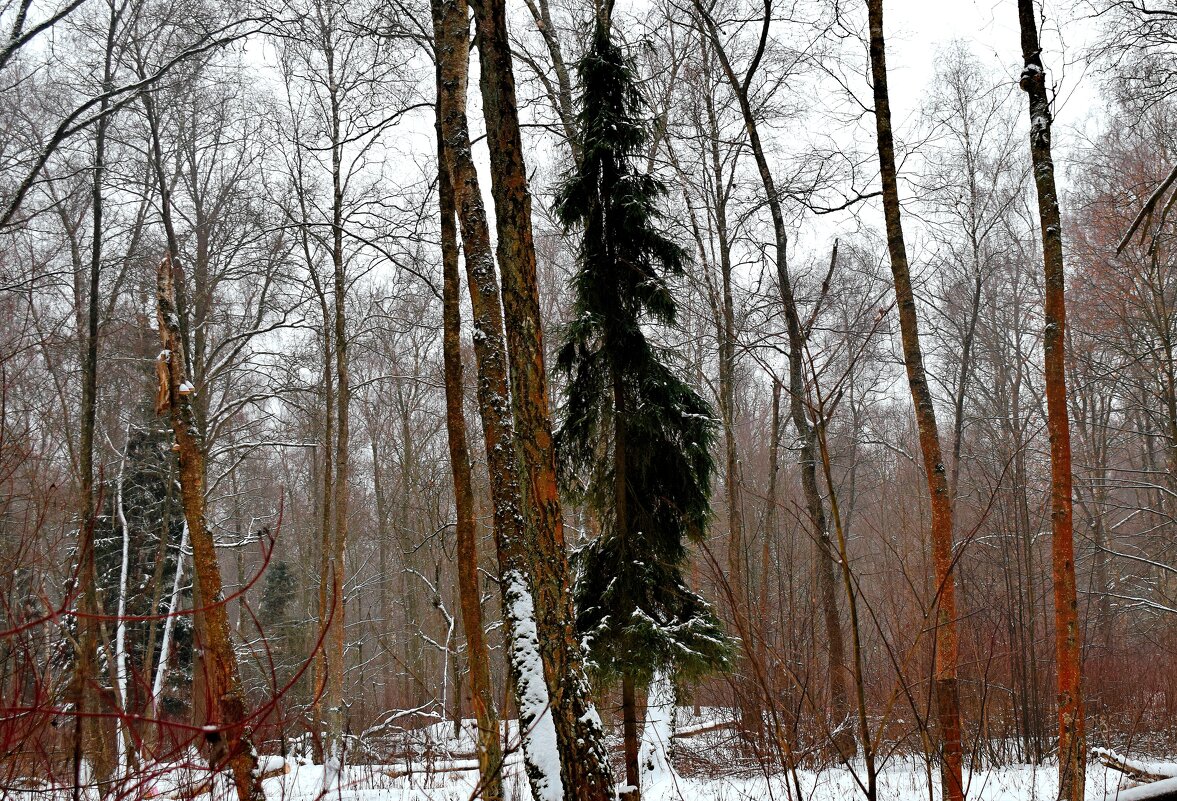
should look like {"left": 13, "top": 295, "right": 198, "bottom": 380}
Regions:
{"left": 11, "top": 712, "right": 1160, "bottom": 801}
{"left": 250, "top": 756, "right": 1127, "bottom": 801}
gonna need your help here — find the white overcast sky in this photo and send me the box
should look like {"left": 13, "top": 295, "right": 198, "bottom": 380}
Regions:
{"left": 882, "top": 0, "right": 1101, "bottom": 135}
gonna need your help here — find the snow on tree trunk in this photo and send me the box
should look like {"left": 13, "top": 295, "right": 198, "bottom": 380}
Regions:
{"left": 639, "top": 671, "right": 678, "bottom": 797}
{"left": 504, "top": 570, "right": 563, "bottom": 801}
{"left": 114, "top": 440, "right": 131, "bottom": 775}
{"left": 322, "top": 740, "right": 342, "bottom": 795}
{"left": 468, "top": 0, "right": 618, "bottom": 795}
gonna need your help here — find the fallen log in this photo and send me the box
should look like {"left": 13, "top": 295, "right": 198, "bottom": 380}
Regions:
{"left": 383, "top": 753, "right": 522, "bottom": 779}
{"left": 1095, "top": 748, "right": 1177, "bottom": 784}
{"left": 1104, "top": 776, "right": 1177, "bottom": 801}
{"left": 672, "top": 719, "right": 738, "bottom": 739}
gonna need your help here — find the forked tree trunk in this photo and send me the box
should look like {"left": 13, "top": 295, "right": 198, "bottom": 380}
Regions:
{"left": 155, "top": 255, "right": 263, "bottom": 801}
{"left": 434, "top": 56, "right": 505, "bottom": 800}
{"left": 693, "top": 0, "right": 855, "bottom": 759}
{"left": 1016, "top": 4, "right": 1086, "bottom": 798}
{"left": 865, "top": 1, "right": 964, "bottom": 798}
{"left": 469, "top": 1, "right": 615, "bottom": 798}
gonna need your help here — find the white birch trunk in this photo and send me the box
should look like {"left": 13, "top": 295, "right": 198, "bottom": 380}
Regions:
{"left": 114, "top": 440, "right": 131, "bottom": 774}
{"left": 151, "top": 520, "right": 188, "bottom": 718}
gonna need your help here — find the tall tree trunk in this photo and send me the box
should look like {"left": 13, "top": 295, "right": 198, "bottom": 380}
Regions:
{"left": 433, "top": 2, "right": 606, "bottom": 798}
{"left": 760, "top": 378, "right": 782, "bottom": 636}
{"left": 323, "top": 54, "right": 350, "bottom": 785}
{"left": 520, "top": 0, "right": 578, "bottom": 162}
{"left": 815, "top": 417, "right": 877, "bottom": 800}
{"left": 150, "top": 520, "right": 188, "bottom": 724}
{"left": 369, "top": 427, "right": 393, "bottom": 709}
{"left": 622, "top": 674, "right": 641, "bottom": 801}
{"left": 1016, "top": 5, "right": 1085, "bottom": 798}
{"left": 73, "top": 4, "right": 119, "bottom": 793}
{"left": 865, "top": 1, "right": 964, "bottom": 797}
{"left": 949, "top": 265, "right": 983, "bottom": 499}
{"left": 113, "top": 440, "right": 132, "bottom": 774}
{"left": 776, "top": 253, "right": 854, "bottom": 762}
{"left": 156, "top": 256, "right": 263, "bottom": 801}
{"left": 469, "top": 1, "right": 615, "bottom": 798}
{"left": 697, "top": 42, "right": 746, "bottom": 633}
{"left": 612, "top": 350, "right": 641, "bottom": 801}
{"left": 297, "top": 170, "right": 334, "bottom": 768}
{"left": 142, "top": 467, "right": 173, "bottom": 716}
{"left": 435, "top": 65, "right": 505, "bottom": 801}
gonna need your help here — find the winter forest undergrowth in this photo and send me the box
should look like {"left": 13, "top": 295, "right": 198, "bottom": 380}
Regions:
{"left": 2, "top": 0, "right": 1177, "bottom": 798}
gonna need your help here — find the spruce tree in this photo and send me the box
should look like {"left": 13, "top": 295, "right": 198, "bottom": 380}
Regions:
{"left": 554, "top": 16, "right": 730, "bottom": 799}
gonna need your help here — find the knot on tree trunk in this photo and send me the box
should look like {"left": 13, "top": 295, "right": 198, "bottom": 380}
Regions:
{"left": 1019, "top": 62, "right": 1044, "bottom": 92}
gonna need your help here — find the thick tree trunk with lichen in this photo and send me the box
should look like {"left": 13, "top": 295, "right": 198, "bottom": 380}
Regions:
{"left": 434, "top": 3, "right": 604, "bottom": 798}
{"left": 1016, "top": 4, "right": 1085, "bottom": 798}
{"left": 865, "top": 2, "right": 964, "bottom": 798}
{"left": 434, "top": 42, "right": 505, "bottom": 799}
{"left": 469, "top": 1, "right": 615, "bottom": 798}
{"left": 156, "top": 256, "right": 262, "bottom": 801}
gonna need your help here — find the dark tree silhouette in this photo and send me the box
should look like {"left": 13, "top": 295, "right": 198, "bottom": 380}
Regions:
{"left": 554, "top": 17, "right": 731, "bottom": 800}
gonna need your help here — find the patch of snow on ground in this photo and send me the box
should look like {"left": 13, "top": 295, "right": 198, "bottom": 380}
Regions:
{"left": 170, "top": 751, "right": 1129, "bottom": 801}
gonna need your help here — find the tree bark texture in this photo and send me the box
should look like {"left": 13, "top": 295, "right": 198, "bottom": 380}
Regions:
{"left": 435, "top": 3, "right": 609, "bottom": 798}
{"left": 1016, "top": 4, "right": 1086, "bottom": 798}
{"left": 434, "top": 36, "right": 505, "bottom": 798}
{"left": 470, "top": 1, "right": 615, "bottom": 797}
{"left": 156, "top": 255, "right": 263, "bottom": 801}
{"left": 865, "top": 1, "right": 964, "bottom": 797}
